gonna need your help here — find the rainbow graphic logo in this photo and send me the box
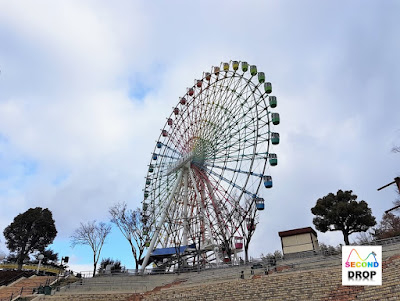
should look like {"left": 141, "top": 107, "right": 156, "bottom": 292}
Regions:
{"left": 342, "top": 246, "right": 382, "bottom": 286}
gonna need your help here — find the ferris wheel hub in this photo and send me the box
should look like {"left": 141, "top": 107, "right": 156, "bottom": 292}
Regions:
{"left": 166, "top": 153, "right": 194, "bottom": 175}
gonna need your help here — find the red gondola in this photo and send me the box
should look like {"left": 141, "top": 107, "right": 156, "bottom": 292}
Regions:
{"left": 234, "top": 236, "right": 243, "bottom": 249}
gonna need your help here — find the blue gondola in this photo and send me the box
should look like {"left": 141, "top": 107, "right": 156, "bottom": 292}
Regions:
{"left": 263, "top": 175, "right": 273, "bottom": 188}
{"left": 157, "top": 141, "right": 162, "bottom": 148}
{"left": 254, "top": 197, "right": 265, "bottom": 210}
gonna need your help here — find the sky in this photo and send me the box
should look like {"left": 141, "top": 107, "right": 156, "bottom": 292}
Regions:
{"left": 1, "top": 0, "right": 400, "bottom": 273}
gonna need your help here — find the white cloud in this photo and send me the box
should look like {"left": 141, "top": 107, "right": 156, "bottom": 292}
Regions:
{"left": 1, "top": 0, "right": 400, "bottom": 268}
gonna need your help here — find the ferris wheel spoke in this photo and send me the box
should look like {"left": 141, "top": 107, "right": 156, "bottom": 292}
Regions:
{"left": 209, "top": 152, "right": 268, "bottom": 164}
{"left": 201, "top": 166, "right": 258, "bottom": 198}
{"left": 204, "top": 162, "right": 265, "bottom": 178}
{"left": 159, "top": 142, "right": 184, "bottom": 157}
{"left": 188, "top": 167, "right": 217, "bottom": 245}
{"left": 203, "top": 79, "right": 262, "bottom": 131}
{"left": 142, "top": 170, "right": 184, "bottom": 268}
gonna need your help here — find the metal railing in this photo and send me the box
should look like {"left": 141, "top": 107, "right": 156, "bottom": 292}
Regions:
{"left": 77, "top": 260, "right": 255, "bottom": 279}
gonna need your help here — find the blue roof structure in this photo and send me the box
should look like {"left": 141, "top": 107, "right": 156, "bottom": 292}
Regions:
{"left": 151, "top": 243, "right": 196, "bottom": 257}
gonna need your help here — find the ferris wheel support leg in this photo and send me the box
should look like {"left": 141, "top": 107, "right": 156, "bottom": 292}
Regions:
{"left": 204, "top": 178, "right": 229, "bottom": 266}
{"left": 141, "top": 171, "right": 184, "bottom": 272}
{"left": 188, "top": 167, "right": 220, "bottom": 265}
{"left": 233, "top": 249, "right": 238, "bottom": 266}
{"left": 204, "top": 179, "right": 227, "bottom": 239}
{"left": 182, "top": 169, "right": 189, "bottom": 247}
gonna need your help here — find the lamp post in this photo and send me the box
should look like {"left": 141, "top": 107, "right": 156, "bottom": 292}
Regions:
{"left": 59, "top": 256, "right": 69, "bottom": 277}
{"left": 37, "top": 254, "right": 44, "bottom": 275}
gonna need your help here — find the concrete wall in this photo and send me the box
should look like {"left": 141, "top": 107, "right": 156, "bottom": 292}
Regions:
{"left": 281, "top": 233, "right": 319, "bottom": 254}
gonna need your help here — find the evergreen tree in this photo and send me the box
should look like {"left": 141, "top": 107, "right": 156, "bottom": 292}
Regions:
{"left": 311, "top": 190, "right": 376, "bottom": 245}
{"left": 3, "top": 207, "right": 57, "bottom": 270}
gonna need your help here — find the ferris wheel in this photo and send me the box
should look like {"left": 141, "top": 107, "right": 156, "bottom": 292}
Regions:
{"left": 141, "top": 61, "right": 280, "bottom": 269}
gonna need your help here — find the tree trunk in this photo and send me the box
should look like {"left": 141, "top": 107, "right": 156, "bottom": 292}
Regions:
{"left": 244, "top": 246, "right": 249, "bottom": 264}
{"left": 343, "top": 231, "right": 350, "bottom": 245}
{"left": 17, "top": 255, "right": 25, "bottom": 270}
{"left": 130, "top": 244, "right": 139, "bottom": 270}
{"left": 93, "top": 254, "right": 97, "bottom": 277}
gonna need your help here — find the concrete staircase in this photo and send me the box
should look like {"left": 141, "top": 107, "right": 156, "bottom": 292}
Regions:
{"left": 32, "top": 239, "right": 400, "bottom": 301}
{"left": 142, "top": 255, "right": 400, "bottom": 301}
{"left": 0, "top": 275, "right": 55, "bottom": 301}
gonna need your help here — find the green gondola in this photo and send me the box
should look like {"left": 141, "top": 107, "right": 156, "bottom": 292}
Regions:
{"left": 269, "top": 153, "right": 278, "bottom": 166}
{"left": 271, "top": 132, "right": 280, "bottom": 145}
{"left": 264, "top": 82, "right": 272, "bottom": 94}
{"left": 269, "top": 96, "right": 277, "bottom": 108}
{"left": 271, "top": 113, "right": 280, "bottom": 125}
{"left": 250, "top": 65, "right": 257, "bottom": 76}
{"left": 258, "top": 72, "right": 265, "bottom": 83}
{"left": 242, "top": 61, "right": 248, "bottom": 72}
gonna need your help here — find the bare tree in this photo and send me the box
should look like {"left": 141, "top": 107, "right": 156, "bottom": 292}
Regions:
{"left": 373, "top": 213, "right": 400, "bottom": 239}
{"left": 354, "top": 231, "right": 373, "bottom": 245}
{"left": 165, "top": 215, "right": 184, "bottom": 272}
{"left": 109, "top": 202, "right": 146, "bottom": 269}
{"left": 239, "top": 198, "right": 259, "bottom": 263}
{"left": 71, "top": 221, "right": 111, "bottom": 277}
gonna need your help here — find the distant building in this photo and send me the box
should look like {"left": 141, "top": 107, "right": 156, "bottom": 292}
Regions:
{"left": 278, "top": 227, "right": 320, "bottom": 256}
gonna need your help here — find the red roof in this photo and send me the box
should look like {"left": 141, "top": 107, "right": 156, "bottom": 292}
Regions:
{"left": 278, "top": 227, "right": 317, "bottom": 238}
